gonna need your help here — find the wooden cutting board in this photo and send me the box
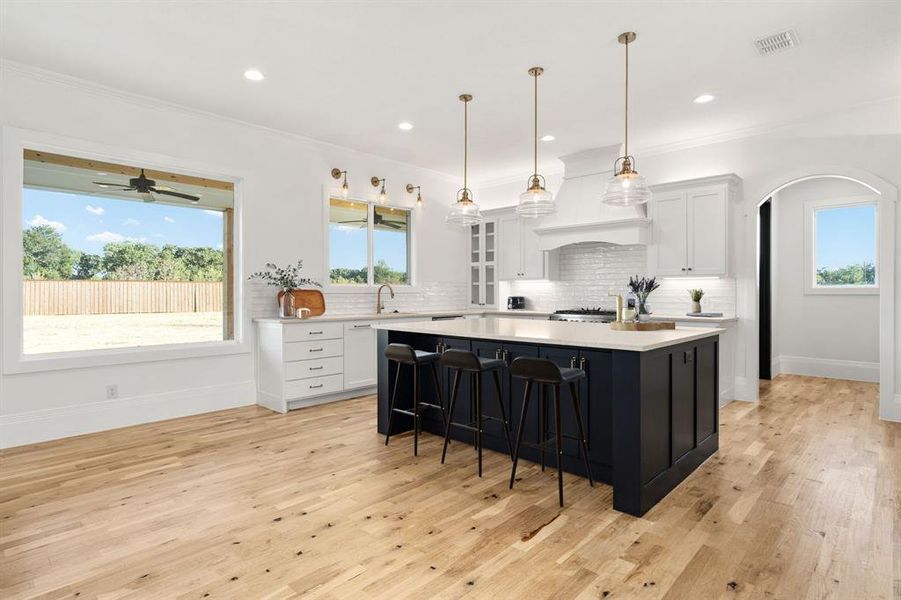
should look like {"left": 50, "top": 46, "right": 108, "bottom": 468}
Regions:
{"left": 609, "top": 321, "right": 675, "bottom": 331}
{"left": 276, "top": 289, "right": 326, "bottom": 316}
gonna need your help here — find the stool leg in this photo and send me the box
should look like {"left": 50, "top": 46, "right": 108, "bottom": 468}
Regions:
{"left": 539, "top": 385, "right": 547, "bottom": 472}
{"left": 570, "top": 381, "right": 593, "bottom": 487}
{"left": 509, "top": 380, "right": 533, "bottom": 489}
{"left": 470, "top": 373, "right": 477, "bottom": 450}
{"left": 492, "top": 369, "right": 514, "bottom": 460}
{"left": 413, "top": 365, "right": 420, "bottom": 457}
{"left": 431, "top": 362, "right": 448, "bottom": 432}
{"left": 385, "top": 362, "right": 402, "bottom": 446}
{"left": 441, "top": 370, "right": 461, "bottom": 464}
{"left": 476, "top": 372, "right": 483, "bottom": 477}
{"left": 554, "top": 384, "right": 564, "bottom": 507}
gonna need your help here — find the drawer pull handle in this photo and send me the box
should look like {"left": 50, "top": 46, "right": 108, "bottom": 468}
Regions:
{"left": 309, "top": 331, "right": 324, "bottom": 335}
{"left": 309, "top": 384, "right": 324, "bottom": 389}
{"left": 309, "top": 366, "right": 324, "bottom": 370}
{"left": 354, "top": 324, "right": 370, "bottom": 329}
{"left": 309, "top": 347, "right": 324, "bottom": 352}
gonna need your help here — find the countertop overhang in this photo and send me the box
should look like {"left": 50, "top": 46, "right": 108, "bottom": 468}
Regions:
{"left": 373, "top": 317, "right": 723, "bottom": 352}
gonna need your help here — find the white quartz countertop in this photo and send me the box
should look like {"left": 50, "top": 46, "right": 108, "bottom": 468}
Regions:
{"left": 253, "top": 309, "right": 552, "bottom": 324}
{"left": 650, "top": 314, "right": 738, "bottom": 324}
{"left": 372, "top": 317, "right": 724, "bottom": 352}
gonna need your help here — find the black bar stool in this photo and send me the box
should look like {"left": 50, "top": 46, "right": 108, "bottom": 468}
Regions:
{"left": 384, "top": 343, "right": 447, "bottom": 456}
{"left": 508, "top": 357, "right": 593, "bottom": 507}
{"left": 440, "top": 349, "right": 514, "bottom": 477}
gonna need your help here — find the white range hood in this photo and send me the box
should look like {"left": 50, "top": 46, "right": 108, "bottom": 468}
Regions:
{"left": 533, "top": 146, "right": 649, "bottom": 251}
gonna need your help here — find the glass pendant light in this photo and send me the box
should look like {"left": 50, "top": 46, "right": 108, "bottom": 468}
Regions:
{"left": 603, "top": 32, "right": 652, "bottom": 206}
{"left": 446, "top": 94, "right": 483, "bottom": 226}
{"left": 517, "top": 67, "right": 555, "bottom": 218}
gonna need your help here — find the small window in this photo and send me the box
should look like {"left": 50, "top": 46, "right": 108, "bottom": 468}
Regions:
{"left": 805, "top": 198, "right": 878, "bottom": 294}
{"left": 328, "top": 198, "right": 411, "bottom": 286}
{"left": 22, "top": 149, "right": 235, "bottom": 355}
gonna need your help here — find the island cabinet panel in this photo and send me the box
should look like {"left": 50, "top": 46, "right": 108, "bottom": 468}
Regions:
{"left": 540, "top": 346, "right": 589, "bottom": 461}
{"left": 671, "top": 348, "right": 697, "bottom": 461}
{"left": 581, "top": 350, "right": 614, "bottom": 474}
{"left": 696, "top": 341, "right": 718, "bottom": 444}
{"left": 638, "top": 351, "right": 672, "bottom": 484}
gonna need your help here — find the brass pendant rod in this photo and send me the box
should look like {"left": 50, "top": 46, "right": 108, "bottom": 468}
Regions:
{"left": 624, "top": 35, "right": 629, "bottom": 159}
{"left": 464, "top": 98, "right": 468, "bottom": 191}
{"left": 533, "top": 69, "right": 538, "bottom": 178}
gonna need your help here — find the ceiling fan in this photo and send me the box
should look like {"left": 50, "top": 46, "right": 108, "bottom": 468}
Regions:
{"left": 339, "top": 212, "right": 406, "bottom": 229}
{"left": 93, "top": 169, "right": 200, "bottom": 203}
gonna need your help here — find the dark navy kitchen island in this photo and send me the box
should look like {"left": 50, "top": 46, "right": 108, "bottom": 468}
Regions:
{"left": 375, "top": 318, "right": 722, "bottom": 517}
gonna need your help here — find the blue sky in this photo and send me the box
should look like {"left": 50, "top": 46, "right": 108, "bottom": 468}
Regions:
{"left": 329, "top": 225, "right": 407, "bottom": 271}
{"left": 23, "top": 188, "right": 224, "bottom": 253}
{"left": 815, "top": 204, "right": 876, "bottom": 270}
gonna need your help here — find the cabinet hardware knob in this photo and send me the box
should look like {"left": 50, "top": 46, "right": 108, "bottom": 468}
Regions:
{"left": 687, "top": 267, "right": 693, "bottom": 271}
{"left": 495, "top": 349, "right": 502, "bottom": 359}
{"left": 503, "top": 349, "right": 509, "bottom": 363}
{"left": 580, "top": 357, "right": 586, "bottom": 370}
{"left": 570, "top": 356, "right": 577, "bottom": 368}
{"left": 309, "top": 348, "right": 324, "bottom": 352}
{"left": 681, "top": 267, "right": 687, "bottom": 271}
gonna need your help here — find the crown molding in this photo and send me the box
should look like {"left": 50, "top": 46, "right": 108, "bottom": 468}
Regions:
{"left": 0, "top": 59, "right": 460, "bottom": 184}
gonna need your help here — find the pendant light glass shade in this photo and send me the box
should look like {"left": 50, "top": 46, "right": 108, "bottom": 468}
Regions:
{"left": 603, "top": 32, "right": 651, "bottom": 207}
{"left": 517, "top": 67, "right": 556, "bottom": 218}
{"left": 447, "top": 94, "right": 482, "bottom": 226}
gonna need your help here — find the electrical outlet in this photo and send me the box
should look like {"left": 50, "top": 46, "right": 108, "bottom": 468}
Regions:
{"left": 106, "top": 384, "right": 119, "bottom": 400}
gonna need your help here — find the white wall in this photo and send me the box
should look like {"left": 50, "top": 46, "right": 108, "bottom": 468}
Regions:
{"left": 771, "top": 178, "right": 880, "bottom": 381}
{"left": 0, "top": 63, "right": 469, "bottom": 447}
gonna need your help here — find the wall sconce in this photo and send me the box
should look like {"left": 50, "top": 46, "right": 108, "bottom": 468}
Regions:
{"left": 371, "top": 176, "right": 387, "bottom": 203}
{"left": 331, "top": 168, "right": 349, "bottom": 197}
{"left": 406, "top": 184, "right": 422, "bottom": 208}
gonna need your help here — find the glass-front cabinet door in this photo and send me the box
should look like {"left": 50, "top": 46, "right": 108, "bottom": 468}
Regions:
{"left": 469, "top": 221, "right": 497, "bottom": 307}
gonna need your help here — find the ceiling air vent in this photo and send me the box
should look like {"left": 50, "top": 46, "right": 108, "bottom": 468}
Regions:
{"left": 754, "top": 30, "right": 798, "bottom": 56}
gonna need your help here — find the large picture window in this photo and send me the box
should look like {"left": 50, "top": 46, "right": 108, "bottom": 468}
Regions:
{"left": 805, "top": 197, "right": 878, "bottom": 294}
{"left": 328, "top": 198, "right": 410, "bottom": 285}
{"left": 21, "top": 150, "right": 235, "bottom": 354}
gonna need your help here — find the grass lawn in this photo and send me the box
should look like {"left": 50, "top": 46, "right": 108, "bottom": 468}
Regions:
{"left": 24, "top": 312, "right": 225, "bottom": 355}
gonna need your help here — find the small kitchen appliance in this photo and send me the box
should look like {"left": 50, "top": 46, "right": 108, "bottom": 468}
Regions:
{"left": 507, "top": 296, "right": 526, "bottom": 310}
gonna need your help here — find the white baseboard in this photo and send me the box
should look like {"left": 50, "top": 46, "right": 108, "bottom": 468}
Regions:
{"left": 0, "top": 380, "right": 254, "bottom": 449}
{"left": 770, "top": 357, "right": 781, "bottom": 377}
{"left": 776, "top": 355, "right": 879, "bottom": 383}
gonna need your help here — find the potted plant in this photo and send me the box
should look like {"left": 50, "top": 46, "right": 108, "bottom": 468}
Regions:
{"left": 250, "top": 261, "right": 321, "bottom": 318}
{"left": 688, "top": 288, "right": 704, "bottom": 314}
{"left": 627, "top": 275, "right": 660, "bottom": 321}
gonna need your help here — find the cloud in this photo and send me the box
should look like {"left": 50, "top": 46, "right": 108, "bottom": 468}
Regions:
{"left": 152, "top": 233, "right": 165, "bottom": 238}
{"left": 86, "top": 231, "right": 126, "bottom": 243}
{"left": 203, "top": 210, "right": 223, "bottom": 218}
{"left": 164, "top": 216, "right": 175, "bottom": 223}
{"left": 28, "top": 215, "right": 67, "bottom": 232}
{"left": 123, "top": 218, "right": 141, "bottom": 226}
{"left": 85, "top": 205, "right": 105, "bottom": 216}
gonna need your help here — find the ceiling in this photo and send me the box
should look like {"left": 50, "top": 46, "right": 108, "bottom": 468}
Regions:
{"left": 2, "top": 1, "right": 898, "bottom": 182}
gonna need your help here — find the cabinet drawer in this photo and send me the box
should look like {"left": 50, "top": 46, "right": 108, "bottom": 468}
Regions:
{"left": 283, "top": 322, "right": 343, "bottom": 342}
{"left": 285, "top": 356, "right": 343, "bottom": 381}
{"left": 285, "top": 374, "right": 343, "bottom": 399}
{"left": 284, "top": 339, "right": 344, "bottom": 361}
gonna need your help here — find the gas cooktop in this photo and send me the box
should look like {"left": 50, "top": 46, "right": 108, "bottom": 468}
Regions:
{"left": 549, "top": 307, "right": 618, "bottom": 323}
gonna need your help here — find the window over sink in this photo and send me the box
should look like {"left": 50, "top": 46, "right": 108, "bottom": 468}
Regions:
{"left": 328, "top": 197, "right": 411, "bottom": 286}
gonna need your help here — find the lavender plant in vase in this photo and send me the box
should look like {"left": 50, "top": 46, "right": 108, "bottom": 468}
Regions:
{"left": 249, "top": 261, "right": 321, "bottom": 318}
{"left": 627, "top": 275, "right": 660, "bottom": 322}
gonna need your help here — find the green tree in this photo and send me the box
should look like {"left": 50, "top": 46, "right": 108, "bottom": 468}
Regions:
{"left": 23, "top": 225, "right": 76, "bottom": 279}
{"left": 373, "top": 259, "right": 407, "bottom": 285}
{"left": 175, "top": 246, "right": 223, "bottom": 281}
{"left": 73, "top": 253, "right": 103, "bottom": 279}
{"left": 101, "top": 241, "right": 159, "bottom": 280}
{"left": 816, "top": 262, "right": 876, "bottom": 286}
{"left": 329, "top": 267, "right": 368, "bottom": 284}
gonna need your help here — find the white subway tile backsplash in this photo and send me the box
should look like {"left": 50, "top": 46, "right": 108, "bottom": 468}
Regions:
{"left": 500, "top": 243, "right": 736, "bottom": 316}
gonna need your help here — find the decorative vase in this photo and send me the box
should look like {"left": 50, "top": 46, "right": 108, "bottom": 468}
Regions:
{"left": 279, "top": 289, "right": 295, "bottom": 318}
{"left": 691, "top": 300, "right": 702, "bottom": 314}
{"left": 637, "top": 298, "right": 650, "bottom": 321}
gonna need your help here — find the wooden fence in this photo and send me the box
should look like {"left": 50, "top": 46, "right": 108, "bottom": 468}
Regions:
{"left": 23, "top": 280, "right": 224, "bottom": 316}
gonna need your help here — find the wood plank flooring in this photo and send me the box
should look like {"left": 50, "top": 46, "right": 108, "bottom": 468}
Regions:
{"left": 1, "top": 374, "right": 898, "bottom": 599}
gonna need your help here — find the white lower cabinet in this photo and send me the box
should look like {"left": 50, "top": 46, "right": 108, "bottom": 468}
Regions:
{"left": 343, "top": 321, "right": 377, "bottom": 389}
{"left": 256, "top": 317, "right": 420, "bottom": 412}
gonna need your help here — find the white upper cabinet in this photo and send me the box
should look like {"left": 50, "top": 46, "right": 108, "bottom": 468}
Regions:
{"left": 494, "top": 210, "right": 558, "bottom": 280}
{"left": 648, "top": 175, "right": 740, "bottom": 277}
{"left": 469, "top": 220, "right": 497, "bottom": 307}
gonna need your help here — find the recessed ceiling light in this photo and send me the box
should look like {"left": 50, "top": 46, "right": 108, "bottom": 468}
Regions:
{"left": 693, "top": 94, "right": 715, "bottom": 104}
{"left": 243, "top": 69, "right": 264, "bottom": 81}
{"left": 398, "top": 122, "right": 414, "bottom": 131}
{"left": 540, "top": 134, "right": 555, "bottom": 142}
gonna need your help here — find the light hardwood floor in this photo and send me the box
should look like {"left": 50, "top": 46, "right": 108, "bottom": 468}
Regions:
{"left": 1, "top": 375, "right": 898, "bottom": 599}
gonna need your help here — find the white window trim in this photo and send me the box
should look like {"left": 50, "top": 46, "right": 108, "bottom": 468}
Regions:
{"left": 322, "top": 189, "right": 417, "bottom": 293}
{"left": 803, "top": 195, "right": 879, "bottom": 295}
{"left": 1, "top": 126, "right": 250, "bottom": 374}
